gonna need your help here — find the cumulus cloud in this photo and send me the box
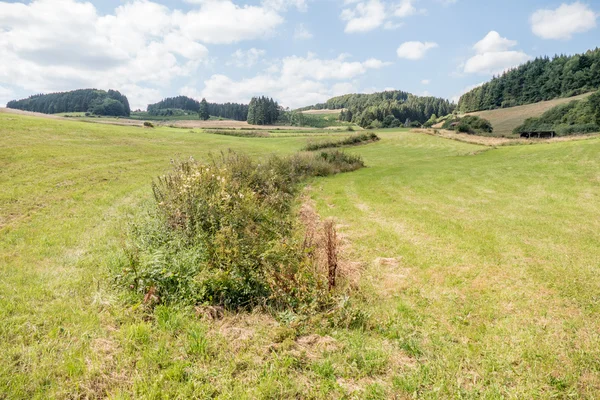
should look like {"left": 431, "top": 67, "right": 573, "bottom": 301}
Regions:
{"left": 294, "top": 23, "right": 313, "bottom": 40}
{"left": 0, "top": 85, "right": 14, "bottom": 106}
{"left": 421, "top": 79, "right": 430, "bottom": 85}
{"left": 530, "top": 2, "right": 598, "bottom": 40}
{"left": 463, "top": 31, "right": 530, "bottom": 75}
{"left": 451, "top": 82, "right": 484, "bottom": 104}
{"left": 0, "top": 0, "right": 291, "bottom": 109}
{"left": 341, "top": 0, "right": 425, "bottom": 33}
{"left": 227, "top": 48, "right": 266, "bottom": 68}
{"left": 199, "top": 53, "right": 390, "bottom": 108}
{"left": 396, "top": 41, "right": 438, "bottom": 60}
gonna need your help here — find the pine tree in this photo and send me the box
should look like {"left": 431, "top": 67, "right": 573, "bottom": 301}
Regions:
{"left": 199, "top": 98, "right": 210, "bottom": 120}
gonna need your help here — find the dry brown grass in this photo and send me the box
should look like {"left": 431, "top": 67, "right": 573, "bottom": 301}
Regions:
{"left": 300, "top": 109, "right": 344, "bottom": 115}
{"left": 462, "top": 92, "right": 594, "bottom": 136}
{"left": 414, "top": 128, "right": 600, "bottom": 147}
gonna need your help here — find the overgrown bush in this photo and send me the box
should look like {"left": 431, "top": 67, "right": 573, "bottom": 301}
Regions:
{"left": 443, "top": 115, "right": 493, "bottom": 134}
{"left": 206, "top": 129, "right": 270, "bottom": 138}
{"left": 143, "top": 121, "right": 154, "bottom": 128}
{"left": 118, "top": 150, "right": 364, "bottom": 311}
{"left": 303, "top": 133, "right": 379, "bottom": 151}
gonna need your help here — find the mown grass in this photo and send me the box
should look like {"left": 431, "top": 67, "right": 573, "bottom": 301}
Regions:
{"left": 2, "top": 112, "right": 600, "bottom": 398}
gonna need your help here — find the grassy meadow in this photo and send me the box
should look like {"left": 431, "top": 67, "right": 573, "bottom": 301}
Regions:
{"left": 1, "top": 113, "right": 600, "bottom": 398}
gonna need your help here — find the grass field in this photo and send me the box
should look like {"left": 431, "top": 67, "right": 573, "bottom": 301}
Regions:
{"left": 463, "top": 92, "right": 593, "bottom": 137}
{"left": 2, "top": 112, "right": 600, "bottom": 398}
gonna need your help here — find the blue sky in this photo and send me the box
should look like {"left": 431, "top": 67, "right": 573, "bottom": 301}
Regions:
{"left": 0, "top": 0, "right": 598, "bottom": 109}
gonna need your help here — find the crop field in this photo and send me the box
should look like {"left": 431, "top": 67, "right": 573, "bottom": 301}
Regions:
{"left": 2, "top": 112, "right": 600, "bottom": 398}
{"left": 463, "top": 92, "right": 594, "bottom": 137}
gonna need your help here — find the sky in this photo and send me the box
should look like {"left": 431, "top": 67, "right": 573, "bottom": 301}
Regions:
{"left": 0, "top": 0, "right": 598, "bottom": 110}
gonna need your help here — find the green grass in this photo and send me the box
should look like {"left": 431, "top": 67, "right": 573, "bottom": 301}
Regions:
{"left": 2, "top": 112, "right": 600, "bottom": 398}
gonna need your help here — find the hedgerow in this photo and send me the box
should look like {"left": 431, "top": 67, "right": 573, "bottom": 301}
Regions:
{"left": 303, "top": 133, "right": 380, "bottom": 151}
{"left": 118, "top": 150, "right": 364, "bottom": 311}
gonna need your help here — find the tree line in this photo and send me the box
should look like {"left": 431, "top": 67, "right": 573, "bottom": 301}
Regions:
{"left": 7, "top": 89, "right": 131, "bottom": 116}
{"left": 311, "top": 91, "right": 455, "bottom": 129}
{"left": 146, "top": 96, "right": 248, "bottom": 121}
{"left": 458, "top": 48, "right": 600, "bottom": 113}
{"left": 247, "top": 96, "right": 280, "bottom": 125}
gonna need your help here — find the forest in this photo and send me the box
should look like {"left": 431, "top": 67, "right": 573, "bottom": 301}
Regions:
{"left": 247, "top": 96, "right": 280, "bottom": 125}
{"left": 7, "top": 89, "right": 131, "bottom": 116}
{"left": 298, "top": 90, "right": 455, "bottom": 128}
{"left": 146, "top": 96, "right": 249, "bottom": 121}
{"left": 458, "top": 48, "right": 600, "bottom": 113}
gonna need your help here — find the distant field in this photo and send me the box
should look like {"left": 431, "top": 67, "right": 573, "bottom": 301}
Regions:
{"left": 464, "top": 92, "right": 593, "bottom": 137}
{"left": 300, "top": 109, "right": 343, "bottom": 115}
{"left": 2, "top": 112, "right": 600, "bottom": 398}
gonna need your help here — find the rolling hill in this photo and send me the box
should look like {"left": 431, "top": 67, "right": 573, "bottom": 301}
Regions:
{"left": 461, "top": 92, "right": 594, "bottom": 137}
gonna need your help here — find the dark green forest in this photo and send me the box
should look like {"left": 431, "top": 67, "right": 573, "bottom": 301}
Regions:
{"left": 247, "top": 96, "right": 280, "bottom": 125}
{"left": 7, "top": 89, "right": 131, "bottom": 116}
{"left": 297, "top": 90, "right": 455, "bottom": 128}
{"left": 458, "top": 48, "right": 600, "bottom": 113}
{"left": 147, "top": 96, "right": 248, "bottom": 121}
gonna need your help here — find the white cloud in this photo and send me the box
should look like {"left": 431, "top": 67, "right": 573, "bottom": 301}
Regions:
{"left": 294, "top": 23, "right": 313, "bottom": 40}
{"left": 396, "top": 41, "right": 438, "bottom": 60}
{"left": 261, "top": 0, "right": 308, "bottom": 12}
{"left": 0, "top": 0, "right": 292, "bottom": 109}
{"left": 341, "top": 0, "right": 424, "bottom": 33}
{"left": 200, "top": 53, "right": 390, "bottom": 108}
{"left": 473, "top": 31, "right": 517, "bottom": 53}
{"left": 451, "top": 82, "right": 484, "bottom": 104}
{"left": 0, "top": 85, "right": 14, "bottom": 107}
{"left": 531, "top": 2, "right": 598, "bottom": 40}
{"left": 227, "top": 48, "right": 266, "bottom": 68}
{"left": 421, "top": 79, "right": 430, "bottom": 85}
{"left": 463, "top": 31, "right": 530, "bottom": 75}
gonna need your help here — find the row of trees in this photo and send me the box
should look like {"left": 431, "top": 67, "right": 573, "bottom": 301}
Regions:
{"left": 146, "top": 96, "right": 249, "bottom": 121}
{"left": 458, "top": 48, "right": 600, "bottom": 113}
{"left": 247, "top": 96, "right": 280, "bottom": 125}
{"left": 7, "top": 89, "right": 131, "bottom": 116}
{"left": 330, "top": 91, "right": 455, "bottom": 128}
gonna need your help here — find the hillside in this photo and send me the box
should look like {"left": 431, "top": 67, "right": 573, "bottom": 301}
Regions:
{"left": 2, "top": 112, "right": 600, "bottom": 397}
{"left": 463, "top": 92, "right": 594, "bottom": 137}
{"left": 7, "top": 89, "right": 131, "bottom": 117}
{"left": 147, "top": 95, "right": 249, "bottom": 121}
{"left": 458, "top": 48, "right": 600, "bottom": 113}
{"left": 297, "top": 90, "right": 455, "bottom": 128}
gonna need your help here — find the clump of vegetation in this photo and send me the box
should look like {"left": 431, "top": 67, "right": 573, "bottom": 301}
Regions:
{"left": 118, "top": 150, "right": 364, "bottom": 311}
{"left": 442, "top": 115, "right": 493, "bottom": 134}
{"left": 143, "top": 121, "right": 154, "bottom": 128}
{"left": 514, "top": 91, "right": 600, "bottom": 136}
{"left": 304, "top": 133, "right": 380, "bottom": 151}
{"left": 7, "top": 88, "right": 131, "bottom": 116}
{"left": 205, "top": 129, "right": 270, "bottom": 138}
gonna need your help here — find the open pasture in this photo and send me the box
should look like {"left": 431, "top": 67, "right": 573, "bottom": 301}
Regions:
{"left": 1, "top": 112, "right": 600, "bottom": 398}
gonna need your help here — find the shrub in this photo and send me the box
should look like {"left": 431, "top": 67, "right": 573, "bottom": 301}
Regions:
{"left": 118, "top": 150, "right": 364, "bottom": 310}
{"left": 555, "top": 123, "right": 599, "bottom": 136}
{"left": 143, "top": 121, "right": 154, "bottom": 128}
{"left": 303, "top": 133, "right": 379, "bottom": 151}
